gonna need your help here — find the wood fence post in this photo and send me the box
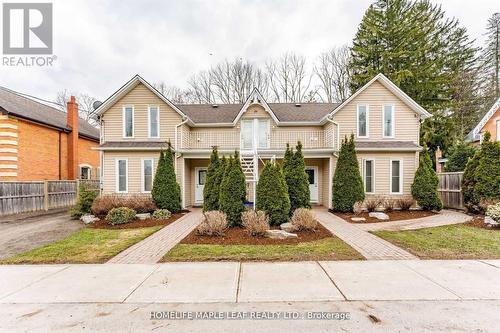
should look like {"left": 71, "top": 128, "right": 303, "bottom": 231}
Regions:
{"left": 43, "top": 181, "right": 49, "bottom": 211}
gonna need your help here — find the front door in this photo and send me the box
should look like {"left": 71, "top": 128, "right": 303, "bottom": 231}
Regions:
{"left": 240, "top": 118, "right": 270, "bottom": 152}
{"left": 195, "top": 167, "right": 207, "bottom": 205}
{"left": 305, "top": 166, "right": 318, "bottom": 203}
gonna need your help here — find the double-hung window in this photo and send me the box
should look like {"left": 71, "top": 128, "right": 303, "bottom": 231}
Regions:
{"left": 390, "top": 159, "right": 402, "bottom": 194}
{"left": 383, "top": 105, "right": 394, "bottom": 138}
{"left": 363, "top": 159, "right": 375, "bottom": 194}
{"left": 148, "top": 106, "right": 160, "bottom": 138}
{"left": 116, "top": 159, "right": 128, "bottom": 193}
{"left": 357, "top": 105, "right": 369, "bottom": 138}
{"left": 123, "top": 106, "right": 134, "bottom": 138}
{"left": 142, "top": 159, "right": 154, "bottom": 192}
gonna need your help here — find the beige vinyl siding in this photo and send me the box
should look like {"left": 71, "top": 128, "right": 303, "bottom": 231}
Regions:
{"left": 332, "top": 81, "right": 420, "bottom": 142}
{"left": 102, "top": 83, "right": 182, "bottom": 142}
{"left": 241, "top": 105, "right": 271, "bottom": 119}
{"left": 102, "top": 151, "right": 161, "bottom": 193}
{"left": 357, "top": 152, "right": 416, "bottom": 197}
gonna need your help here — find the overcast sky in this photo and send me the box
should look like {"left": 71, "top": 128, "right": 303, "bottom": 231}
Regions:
{"left": 0, "top": 0, "right": 498, "bottom": 103}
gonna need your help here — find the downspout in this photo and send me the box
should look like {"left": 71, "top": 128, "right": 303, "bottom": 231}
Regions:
{"left": 325, "top": 115, "right": 339, "bottom": 209}
{"left": 326, "top": 115, "right": 340, "bottom": 157}
{"left": 175, "top": 116, "right": 189, "bottom": 208}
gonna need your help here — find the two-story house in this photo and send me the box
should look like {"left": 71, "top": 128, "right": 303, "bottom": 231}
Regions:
{"left": 95, "top": 73, "right": 431, "bottom": 209}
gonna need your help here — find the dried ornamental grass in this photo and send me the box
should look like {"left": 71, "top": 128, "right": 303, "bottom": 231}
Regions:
{"left": 197, "top": 211, "right": 228, "bottom": 236}
{"left": 290, "top": 208, "right": 318, "bottom": 231}
{"left": 241, "top": 210, "right": 270, "bottom": 236}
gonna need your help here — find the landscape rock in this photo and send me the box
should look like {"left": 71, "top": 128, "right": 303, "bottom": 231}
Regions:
{"left": 485, "top": 216, "right": 499, "bottom": 226}
{"left": 368, "top": 212, "right": 389, "bottom": 220}
{"left": 280, "top": 222, "right": 297, "bottom": 232}
{"left": 265, "top": 230, "right": 298, "bottom": 239}
{"left": 136, "top": 213, "right": 151, "bottom": 220}
{"left": 80, "top": 214, "right": 99, "bottom": 224}
{"left": 351, "top": 217, "right": 366, "bottom": 222}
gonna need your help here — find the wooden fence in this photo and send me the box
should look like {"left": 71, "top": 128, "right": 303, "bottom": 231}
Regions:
{"left": 0, "top": 180, "right": 100, "bottom": 216}
{"left": 437, "top": 172, "right": 464, "bottom": 210}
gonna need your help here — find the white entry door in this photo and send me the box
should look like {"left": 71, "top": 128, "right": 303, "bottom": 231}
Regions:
{"left": 195, "top": 167, "right": 207, "bottom": 205}
{"left": 240, "top": 119, "right": 270, "bottom": 152}
{"left": 305, "top": 167, "right": 319, "bottom": 203}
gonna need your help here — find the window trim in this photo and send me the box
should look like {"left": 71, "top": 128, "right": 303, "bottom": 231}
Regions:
{"left": 382, "top": 104, "right": 395, "bottom": 138}
{"left": 147, "top": 105, "right": 160, "bottom": 138}
{"left": 122, "top": 106, "right": 134, "bottom": 138}
{"left": 389, "top": 159, "right": 403, "bottom": 195}
{"left": 141, "top": 158, "right": 154, "bottom": 193}
{"left": 79, "top": 164, "right": 92, "bottom": 180}
{"left": 115, "top": 158, "right": 128, "bottom": 193}
{"left": 356, "top": 104, "right": 369, "bottom": 138}
{"left": 362, "top": 158, "right": 375, "bottom": 194}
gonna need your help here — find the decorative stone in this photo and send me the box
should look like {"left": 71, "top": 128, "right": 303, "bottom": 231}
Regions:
{"left": 351, "top": 217, "right": 366, "bottom": 222}
{"left": 485, "top": 216, "right": 499, "bottom": 226}
{"left": 265, "top": 230, "right": 298, "bottom": 239}
{"left": 80, "top": 214, "right": 99, "bottom": 224}
{"left": 136, "top": 213, "right": 151, "bottom": 220}
{"left": 280, "top": 222, "right": 296, "bottom": 232}
{"left": 368, "top": 212, "right": 389, "bottom": 220}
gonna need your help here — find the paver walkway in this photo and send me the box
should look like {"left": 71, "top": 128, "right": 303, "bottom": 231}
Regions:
{"left": 314, "top": 208, "right": 417, "bottom": 260}
{"left": 107, "top": 209, "right": 202, "bottom": 264}
{"left": 357, "top": 209, "right": 472, "bottom": 232}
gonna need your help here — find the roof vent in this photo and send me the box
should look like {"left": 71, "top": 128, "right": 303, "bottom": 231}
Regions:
{"left": 295, "top": 103, "right": 301, "bottom": 107}
{"left": 212, "top": 104, "right": 218, "bottom": 108}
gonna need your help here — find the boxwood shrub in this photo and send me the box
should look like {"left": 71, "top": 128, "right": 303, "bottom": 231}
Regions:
{"left": 105, "top": 207, "right": 136, "bottom": 225}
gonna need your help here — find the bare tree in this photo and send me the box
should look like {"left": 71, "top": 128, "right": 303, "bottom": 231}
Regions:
{"left": 188, "top": 70, "right": 214, "bottom": 104}
{"left": 152, "top": 82, "right": 191, "bottom": 104}
{"left": 315, "top": 45, "right": 352, "bottom": 102}
{"left": 266, "top": 53, "right": 314, "bottom": 102}
{"left": 56, "top": 90, "right": 98, "bottom": 125}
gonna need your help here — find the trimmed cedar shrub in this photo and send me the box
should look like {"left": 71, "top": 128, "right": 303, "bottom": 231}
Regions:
{"left": 218, "top": 152, "right": 246, "bottom": 226}
{"left": 332, "top": 134, "right": 365, "bottom": 212}
{"left": 444, "top": 143, "right": 475, "bottom": 172}
{"left": 411, "top": 147, "right": 443, "bottom": 211}
{"left": 105, "top": 207, "right": 136, "bottom": 225}
{"left": 283, "top": 142, "right": 311, "bottom": 214}
{"left": 70, "top": 182, "right": 98, "bottom": 218}
{"left": 473, "top": 133, "right": 500, "bottom": 205}
{"left": 91, "top": 194, "right": 156, "bottom": 217}
{"left": 151, "top": 145, "right": 181, "bottom": 213}
{"left": 256, "top": 161, "right": 291, "bottom": 225}
{"left": 203, "top": 147, "right": 222, "bottom": 212}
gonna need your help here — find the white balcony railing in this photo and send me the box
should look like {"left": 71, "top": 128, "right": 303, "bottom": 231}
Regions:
{"left": 180, "top": 128, "right": 335, "bottom": 150}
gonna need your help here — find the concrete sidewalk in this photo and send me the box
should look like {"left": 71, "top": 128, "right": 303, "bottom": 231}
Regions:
{"left": 0, "top": 260, "right": 499, "bottom": 332}
{"left": 1, "top": 260, "right": 498, "bottom": 304}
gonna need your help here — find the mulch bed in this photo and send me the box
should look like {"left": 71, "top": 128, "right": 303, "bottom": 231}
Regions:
{"left": 466, "top": 216, "right": 500, "bottom": 230}
{"left": 180, "top": 223, "right": 333, "bottom": 245}
{"left": 87, "top": 211, "right": 188, "bottom": 230}
{"left": 332, "top": 210, "right": 436, "bottom": 223}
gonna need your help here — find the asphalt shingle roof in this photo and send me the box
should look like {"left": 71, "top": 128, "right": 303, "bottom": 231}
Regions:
{"left": 0, "top": 86, "right": 99, "bottom": 140}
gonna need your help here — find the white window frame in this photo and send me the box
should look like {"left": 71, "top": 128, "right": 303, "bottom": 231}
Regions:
{"left": 362, "top": 158, "right": 375, "bottom": 194}
{"left": 122, "top": 106, "right": 134, "bottom": 138}
{"left": 356, "top": 104, "right": 369, "bottom": 138}
{"left": 389, "top": 159, "right": 403, "bottom": 195}
{"left": 148, "top": 105, "right": 160, "bottom": 138}
{"left": 115, "top": 158, "right": 128, "bottom": 193}
{"left": 141, "top": 158, "right": 154, "bottom": 193}
{"left": 382, "top": 104, "right": 395, "bottom": 138}
{"left": 496, "top": 119, "right": 500, "bottom": 141}
{"left": 79, "top": 164, "right": 92, "bottom": 180}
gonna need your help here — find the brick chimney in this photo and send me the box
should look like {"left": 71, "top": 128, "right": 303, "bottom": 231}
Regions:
{"left": 67, "top": 96, "right": 79, "bottom": 179}
{"left": 435, "top": 146, "right": 443, "bottom": 173}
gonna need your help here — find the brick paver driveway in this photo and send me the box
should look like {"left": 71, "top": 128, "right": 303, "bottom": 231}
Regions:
{"left": 0, "top": 212, "right": 82, "bottom": 260}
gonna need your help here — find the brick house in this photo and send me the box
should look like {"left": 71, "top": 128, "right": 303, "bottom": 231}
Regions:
{"left": 0, "top": 87, "right": 100, "bottom": 180}
{"left": 95, "top": 73, "right": 431, "bottom": 209}
{"left": 466, "top": 97, "right": 500, "bottom": 145}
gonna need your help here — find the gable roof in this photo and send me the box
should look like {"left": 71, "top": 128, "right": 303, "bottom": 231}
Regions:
{"left": 95, "top": 74, "right": 188, "bottom": 120}
{"left": 320, "top": 73, "right": 432, "bottom": 123}
{"left": 0, "top": 86, "right": 99, "bottom": 140}
{"left": 466, "top": 97, "right": 500, "bottom": 142}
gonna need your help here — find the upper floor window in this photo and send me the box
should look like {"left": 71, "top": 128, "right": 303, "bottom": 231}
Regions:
{"left": 123, "top": 106, "right": 134, "bottom": 138}
{"left": 390, "top": 159, "right": 402, "bottom": 194}
{"left": 383, "top": 105, "right": 394, "bottom": 138}
{"left": 357, "top": 105, "right": 369, "bottom": 138}
{"left": 148, "top": 106, "right": 160, "bottom": 138}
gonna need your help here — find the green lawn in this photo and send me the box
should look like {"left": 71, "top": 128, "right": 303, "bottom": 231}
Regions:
{"left": 0, "top": 226, "right": 162, "bottom": 264}
{"left": 374, "top": 224, "right": 500, "bottom": 259}
{"left": 162, "top": 237, "right": 364, "bottom": 262}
